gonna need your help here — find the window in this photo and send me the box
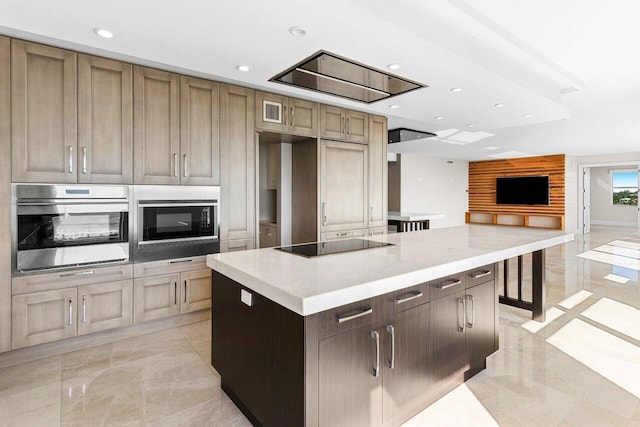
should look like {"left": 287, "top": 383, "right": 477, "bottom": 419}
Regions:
{"left": 611, "top": 170, "right": 638, "bottom": 206}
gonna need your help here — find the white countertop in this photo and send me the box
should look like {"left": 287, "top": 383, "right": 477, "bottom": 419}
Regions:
{"left": 207, "top": 225, "right": 573, "bottom": 316}
{"left": 388, "top": 211, "right": 445, "bottom": 221}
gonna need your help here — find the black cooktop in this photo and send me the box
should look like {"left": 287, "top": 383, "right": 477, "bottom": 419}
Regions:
{"left": 276, "top": 238, "right": 393, "bottom": 258}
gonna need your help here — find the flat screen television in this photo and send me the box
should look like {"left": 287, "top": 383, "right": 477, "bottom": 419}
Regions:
{"left": 496, "top": 176, "right": 550, "bottom": 205}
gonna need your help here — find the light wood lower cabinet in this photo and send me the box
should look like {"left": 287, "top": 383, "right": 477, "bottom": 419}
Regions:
{"left": 181, "top": 269, "right": 212, "bottom": 314}
{"left": 77, "top": 280, "right": 133, "bottom": 335}
{"left": 320, "top": 229, "right": 366, "bottom": 241}
{"left": 220, "top": 238, "right": 255, "bottom": 252}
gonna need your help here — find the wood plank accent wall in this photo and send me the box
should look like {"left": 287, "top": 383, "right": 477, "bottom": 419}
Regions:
{"left": 468, "top": 154, "right": 565, "bottom": 216}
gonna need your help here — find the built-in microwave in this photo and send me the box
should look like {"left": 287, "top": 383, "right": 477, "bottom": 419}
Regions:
{"left": 133, "top": 186, "right": 220, "bottom": 263}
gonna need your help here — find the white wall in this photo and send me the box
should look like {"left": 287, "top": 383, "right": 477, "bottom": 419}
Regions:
{"left": 564, "top": 155, "right": 579, "bottom": 232}
{"left": 399, "top": 154, "right": 468, "bottom": 229}
{"left": 590, "top": 166, "right": 638, "bottom": 226}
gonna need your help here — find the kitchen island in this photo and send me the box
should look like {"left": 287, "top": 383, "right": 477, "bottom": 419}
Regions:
{"left": 207, "top": 225, "right": 573, "bottom": 427}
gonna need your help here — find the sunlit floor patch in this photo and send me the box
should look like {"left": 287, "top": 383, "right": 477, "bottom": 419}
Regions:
{"left": 592, "top": 244, "right": 640, "bottom": 260}
{"left": 577, "top": 250, "right": 640, "bottom": 271}
{"left": 547, "top": 318, "right": 640, "bottom": 399}
{"left": 603, "top": 273, "right": 630, "bottom": 284}
{"left": 581, "top": 297, "right": 640, "bottom": 341}
{"left": 608, "top": 240, "right": 640, "bottom": 250}
{"left": 558, "top": 289, "right": 593, "bottom": 309}
{"left": 521, "top": 307, "right": 565, "bottom": 333}
{"left": 402, "top": 384, "right": 499, "bottom": 427}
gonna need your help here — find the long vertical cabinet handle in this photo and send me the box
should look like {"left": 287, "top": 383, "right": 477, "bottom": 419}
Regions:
{"left": 370, "top": 206, "right": 374, "bottom": 223}
{"left": 322, "top": 202, "right": 327, "bottom": 226}
{"left": 347, "top": 117, "right": 350, "bottom": 136}
{"left": 174, "top": 282, "right": 177, "bottom": 305}
{"left": 69, "top": 297, "right": 73, "bottom": 325}
{"left": 184, "top": 280, "right": 187, "bottom": 303}
{"left": 466, "top": 294, "right": 475, "bottom": 327}
{"left": 341, "top": 116, "right": 345, "bottom": 134}
{"left": 173, "top": 154, "right": 178, "bottom": 177}
{"left": 386, "top": 324, "right": 395, "bottom": 369}
{"left": 371, "top": 330, "right": 380, "bottom": 377}
{"left": 68, "top": 146, "right": 73, "bottom": 173}
{"left": 290, "top": 107, "right": 294, "bottom": 126}
{"left": 457, "top": 297, "right": 465, "bottom": 332}
{"left": 183, "top": 154, "right": 188, "bottom": 178}
{"left": 82, "top": 295, "right": 87, "bottom": 323}
{"left": 82, "top": 147, "right": 87, "bottom": 174}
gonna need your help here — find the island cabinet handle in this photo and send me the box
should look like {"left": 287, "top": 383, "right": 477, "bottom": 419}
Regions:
{"left": 466, "top": 295, "right": 475, "bottom": 327}
{"left": 472, "top": 270, "right": 492, "bottom": 279}
{"left": 394, "top": 291, "right": 423, "bottom": 304}
{"left": 457, "top": 297, "right": 465, "bottom": 333}
{"left": 436, "top": 279, "right": 462, "bottom": 290}
{"left": 371, "top": 330, "right": 380, "bottom": 377}
{"left": 337, "top": 307, "right": 372, "bottom": 323}
{"left": 386, "top": 324, "right": 395, "bottom": 369}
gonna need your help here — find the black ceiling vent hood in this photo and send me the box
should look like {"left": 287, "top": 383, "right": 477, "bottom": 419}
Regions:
{"left": 270, "top": 51, "right": 426, "bottom": 104}
{"left": 388, "top": 128, "right": 437, "bottom": 144}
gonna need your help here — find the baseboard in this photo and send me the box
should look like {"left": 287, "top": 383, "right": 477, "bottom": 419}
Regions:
{"left": 590, "top": 220, "right": 638, "bottom": 227}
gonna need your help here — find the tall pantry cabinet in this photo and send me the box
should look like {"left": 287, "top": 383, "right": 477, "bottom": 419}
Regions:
{"left": 0, "top": 36, "right": 11, "bottom": 352}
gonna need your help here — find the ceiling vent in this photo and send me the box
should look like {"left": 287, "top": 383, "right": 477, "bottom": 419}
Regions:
{"left": 270, "top": 51, "right": 426, "bottom": 104}
{"left": 388, "top": 128, "right": 437, "bottom": 144}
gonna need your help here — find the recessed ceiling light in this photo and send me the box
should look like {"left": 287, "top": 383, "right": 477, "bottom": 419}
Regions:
{"left": 387, "top": 63, "right": 400, "bottom": 70}
{"left": 523, "top": 114, "right": 533, "bottom": 118}
{"left": 494, "top": 103, "right": 505, "bottom": 108}
{"left": 388, "top": 104, "right": 399, "bottom": 109}
{"left": 484, "top": 146, "right": 499, "bottom": 150}
{"left": 434, "top": 116, "right": 444, "bottom": 120}
{"left": 288, "top": 26, "right": 307, "bottom": 36}
{"left": 466, "top": 124, "right": 475, "bottom": 128}
{"left": 236, "top": 65, "right": 251, "bottom": 72}
{"left": 93, "top": 28, "right": 114, "bottom": 39}
{"left": 450, "top": 87, "right": 462, "bottom": 93}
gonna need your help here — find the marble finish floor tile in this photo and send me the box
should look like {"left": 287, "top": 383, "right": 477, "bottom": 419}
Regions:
{"left": 581, "top": 297, "right": 640, "bottom": 341}
{"left": 577, "top": 249, "right": 640, "bottom": 270}
{"left": 593, "top": 244, "right": 640, "bottom": 259}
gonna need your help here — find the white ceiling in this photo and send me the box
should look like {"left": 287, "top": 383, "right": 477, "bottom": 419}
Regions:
{"left": 1, "top": 0, "right": 639, "bottom": 160}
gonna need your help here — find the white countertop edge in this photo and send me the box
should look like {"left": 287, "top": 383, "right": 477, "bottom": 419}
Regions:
{"left": 388, "top": 212, "right": 445, "bottom": 221}
{"left": 208, "top": 233, "right": 572, "bottom": 317}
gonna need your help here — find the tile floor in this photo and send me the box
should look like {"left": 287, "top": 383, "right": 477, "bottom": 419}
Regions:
{"left": 1, "top": 225, "right": 640, "bottom": 426}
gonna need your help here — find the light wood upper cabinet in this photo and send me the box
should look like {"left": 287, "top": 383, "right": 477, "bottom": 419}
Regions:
{"left": 133, "top": 66, "right": 180, "bottom": 184}
{"left": 78, "top": 54, "right": 133, "bottom": 184}
{"left": 320, "top": 105, "right": 369, "bottom": 144}
{"left": 220, "top": 84, "right": 256, "bottom": 241}
{"left": 180, "top": 76, "right": 220, "bottom": 185}
{"left": 368, "top": 115, "right": 388, "bottom": 228}
{"left": 11, "top": 40, "right": 77, "bottom": 183}
{"left": 320, "top": 140, "right": 369, "bottom": 233}
{"left": 256, "top": 92, "right": 318, "bottom": 137}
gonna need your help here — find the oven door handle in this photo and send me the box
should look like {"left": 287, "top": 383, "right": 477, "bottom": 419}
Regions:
{"left": 138, "top": 202, "right": 218, "bottom": 208}
{"left": 17, "top": 203, "right": 129, "bottom": 215}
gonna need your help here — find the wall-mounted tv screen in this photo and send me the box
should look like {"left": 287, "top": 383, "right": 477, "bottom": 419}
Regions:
{"left": 496, "top": 176, "right": 550, "bottom": 205}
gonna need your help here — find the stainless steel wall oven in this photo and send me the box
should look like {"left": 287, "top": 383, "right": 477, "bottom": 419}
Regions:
{"left": 13, "top": 184, "right": 130, "bottom": 272}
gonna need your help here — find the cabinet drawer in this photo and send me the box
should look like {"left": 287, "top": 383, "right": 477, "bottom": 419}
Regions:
{"left": 318, "top": 296, "right": 383, "bottom": 339}
{"left": 320, "top": 229, "right": 366, "bottom": 241}
{"left": 368, "top": 226, "right": 388, "bottom": 237}
{"left": 429, "top": 272, "right": 466, "bottom": 300}
{"left": 133, "top": 256, "right": 207, "bottom": 278}
{"left": 391, "top": 282, "right": 430, "bottom": 313}
{"left": 12, "top": 264, "right": 133, "bottom": 295}
{"left": 466, "top": 264, "right": 495, "bottom": 288}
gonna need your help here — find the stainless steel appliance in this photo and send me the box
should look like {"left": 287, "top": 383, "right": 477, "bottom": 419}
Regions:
{"left": 13, "top": 184, "right": 130, "bottom": 272}
{"left": 133, "top": 186, "right": 220, "bottom": 263}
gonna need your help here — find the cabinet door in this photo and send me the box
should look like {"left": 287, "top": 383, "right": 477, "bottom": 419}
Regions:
{"left": 320, "top": 140, "right": 368, "bottom": 232}
{"left": 220, "top": 84, "right": 255, "bottom": 240}
{"left": 180, "top": 76, "right": 220, "bottom": 185}
{"left": 266, "top": 143, "right": 280, "bottom": 190}
{"left": 319, "top": 325, "right": 383, "bottom": 427}
{"left": 0, "top": 36, "right": 10, "bottom": 353}
{"left": 181, "top": 269, "right": 212, "bottom": 313}
{"left": 133, "top": 273, "right": 181, "bottom": 323}
{"left": 78, "top": 280, "right": 133, "bottom": 335}
{"left": 133, "top": 66, "right": 180, "bottom": 184}
{"left": 429, "top": 290, "right": 467, "bottom": 391}
{"left": 289, "top": 98, "right": 318, "bottom": 136}
{"left": 255, "top": 91, "right": 288, "bottom": 133}
{"left": 320, "top": 104, "right": 345, "bottom": 140}
{"left": 383, "top": 302, "right": 430, "bottom": 424}
{"left": 368, "top": 115, "right": 388, "bottom": 227}
{"left": 345, "top": 110, "right": 369, "bottom": 144}
{"left": 466, "top": 280, "right": 497, "bottom": 367}
{"left": 12, "top": 288, "right": 77, "bottom": 349}
{"left": 259, "top": 225, "right": 278, "bottom": 248}
{"left": 220, "top": 238, "right": 255, "bottom": 252}
{"left": 11, "top": 40, "right": 77, "bottom": 183}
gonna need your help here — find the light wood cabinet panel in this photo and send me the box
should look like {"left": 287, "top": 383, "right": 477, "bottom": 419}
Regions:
{"left": 11, "top": 40, "right": 77, "bottom": 183}
{"left": 259, "top": 223, "right": 278, "bottom": 248}
{"left": 220, "top": 238, "right": 255, "bottom": 252}
{"left": 345, "top": 110, "right": 369, "bottom": 144}
{"left": 368, "top": 226, "right": 387, "bottom": 237}
{"left": 133, "top": 66, "right": 180, "bottom": 184}
{"left": 133, "top": 273, "right": 181, "bottom": 323}
{"left": 77, "top": 280, "right": 133, "bottom": 335}
{"left": 12, "top": 264, "right": 133, "bottom": 295}
{"left": 78, "top": 54, "right": 133, "bottom": 183}
{"left": 289, "top": 97, "right": 318, "bottom": 136}
{"left": 0, "top": 36, "right": 10, "bottom": 352}
{"left": 180, "top": 76, "right": 220, "bottom": 185}
{"left": 12, "top": 288, "right": 77, "bottom": 349}
{"left": 256, "top": 92, "right": 318, "bottom": 136}
{"left": 320, "top": 104, "right": 345, "bottom": 141}
{"left": 320, "top": 140, "right": 369, "bottom": 232}
{"left": 133, "top": 256, "right": 207, "bottom": 278}
{"left": 181, "top": 269, "right": 212, "bottom": 313}
{"left": 321, "top": 229, "right": 367, "bottom": 241}
{"left": 220, "top": 84, "right": 255, "bottom": 241}
{"left": 320, "top": 105, "right": 368, "bottom": 144}
{"left": 368, "top": 115, "right": 388, "bottom": 228}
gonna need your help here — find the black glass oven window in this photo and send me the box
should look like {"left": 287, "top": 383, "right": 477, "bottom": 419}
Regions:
{"left": 143, "top": 206, "right": 214, "bottom": 241}
{"left": 18, "top": 212, "right": 128, "bottom": 250}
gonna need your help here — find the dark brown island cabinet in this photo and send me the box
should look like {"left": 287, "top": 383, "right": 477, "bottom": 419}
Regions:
{"left": 211, "top": 262, "right": 498, "bottom": 427}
